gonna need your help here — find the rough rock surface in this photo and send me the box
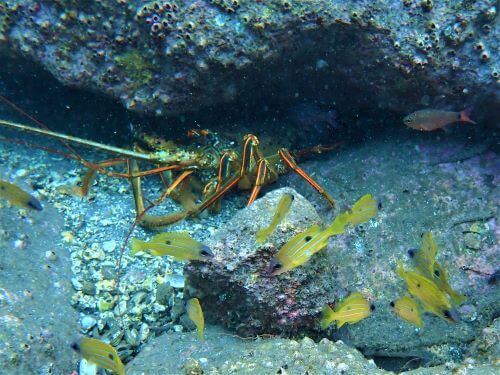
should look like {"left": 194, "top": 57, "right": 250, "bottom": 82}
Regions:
{"left": 0, "top": 182, "right": 78, "bottom": 373}
{"left": 127, "top": 325, "right": 387, "bottom": 374}
{"left": 185, "top": 187, "right": 335, "bottom": 336}
{"left": 0, "top": 1, "right": 498, "bottom": 118}
{"left": 128, "top": 326, "right": 499, "bottom": 374}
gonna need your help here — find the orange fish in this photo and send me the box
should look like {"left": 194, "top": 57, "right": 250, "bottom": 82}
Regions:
{"left": 403, "top": 108, "right": 476, "bottom": 131}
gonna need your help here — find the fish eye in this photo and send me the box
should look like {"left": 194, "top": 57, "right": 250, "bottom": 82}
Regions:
{"left": 389, "top": 301, "right": 395, "bottom": 307}
{"left": 200, "top": 246, "right": 213, "bottom": 257}
{"left": 443, "top": 310, "right": 451, "bottom": 319}
{"left": 305, "top": 236, "right": 312, "bottom": 242}
{"left": 165, "top": 240, "right": 171, "bottom": 245}
{"left": 377, "top": 201, "right": 382, "bottom": 210}
{"left": 273, "top": 263, "right": 282, "bottom": 270}
{"left": 416, "top": 283, "right": 421, "bottom": 288}
{"left": 407, "top": 249, "right": 416, "bottom": 258}
{"left": 108, "top": 354, "right": 114, "bottom": 360}
{"left": 434, "top": 269, "right": 440, "bottom": 277}
{"left": 370, "top": 304, "right": 375, "bottom": 311}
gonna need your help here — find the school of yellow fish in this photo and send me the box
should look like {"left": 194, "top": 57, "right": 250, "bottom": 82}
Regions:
{"left": 391, "top": 232, "right": 465, "bottom": 327}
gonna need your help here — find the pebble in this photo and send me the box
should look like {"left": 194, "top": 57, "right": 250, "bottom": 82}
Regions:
{"left": 165, "top": 274, "right": 185, "bottom": 289}
{"left": 15, "top": 169, "right": 28, "bottom": 177}
{"left": 102, "top": 240, "right": 116, "bottom": 252}
{"left": 81, "top": 315, "right": 97, "bottom": 330}
{"left": 45, "top": 250, "right": 58, "bottom": 261}
{"left": 337, "top": 363, "right": 349, "bottom": 373}
{"left": 14, "top": 239, "right": 26, "bottom": 249}
{"left": 173, "top": 324, "right": 183, "bottom": 332}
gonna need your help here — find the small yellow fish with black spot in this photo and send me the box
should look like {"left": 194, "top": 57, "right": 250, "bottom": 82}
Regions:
{"left": 390, "top": 295, "right": 423, "bottom": 328}
{"left": 320, "top": 292, "right": 374, "bottom": 329}
{"left": 71, "top": 337, "right": 125, "bottom": 375}
{"left": 397, "top": 262, "right": 460, "bottom": 323}
{"left": 186, "top": 297, "right": 205, "bottom": 340}
{"left": 256, "top": 193, "right": 294, "bottom": 244}
{"left": 131, "top": 232, "right": 213, "bottom": 261}
{"left": 0, "top": 180, "right": 42, "bottom": 211}
{"left": 408, "top": 232, "right": 466, "bottom": 306}
{"left": 267, "top": 194, "right": 378, "bottom": 276}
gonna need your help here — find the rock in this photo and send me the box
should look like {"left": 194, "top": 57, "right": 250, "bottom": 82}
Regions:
{"left": 165, "top": 273, "right": 185, "bottom": 289}
{"left": 0, "top": 1, "right": 497, "bottom": 118}
{"left": 126, "top": 325, "right": 387, "bottom": 374}
{"left": 0, "top": 203, "right": 78, "bottom": 373}
{"left": 185, "top": 187, "right": 332, "bottom": 335}
{"left": 80, "top": 315, "right": 97, "bottom": 331}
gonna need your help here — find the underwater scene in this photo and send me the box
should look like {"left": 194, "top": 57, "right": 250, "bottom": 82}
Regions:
{"left": 0, "top": 1, "right": 499, "bottom": 374}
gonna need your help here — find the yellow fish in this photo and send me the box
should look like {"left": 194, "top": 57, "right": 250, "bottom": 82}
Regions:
{"left": 396, "top": 262, "right": 459, "bottom": 323}
{"left": 320, "top": 292, "right": 374, "bottom": 329}
{"left": 71, "top": 337, "right": 125, "bottom": 375}
{"left": 131, "top": 232, "right": 213, "bottom": 261}
{"left": 390, "top": 295, "right": 423, "bottom": 328}
{"left": 0, "top": 180, "right": 42, "bottom": 211}
{"left": 267, "top": 224, "right": 327, "bottom": 276}
{"left": 186, "top": 298, "right": 204, "bottom": 340}
{"left": 403, "top": 108, "right": 475, "bottom": 131}
{"left": 256, "top": 193, "right": 294, "bottom": 244}
{"left": 267, "top": 194, "right": 379, "bottom": 276}
{"left": 409, "top": 232, "right": 466, "bottom": 306}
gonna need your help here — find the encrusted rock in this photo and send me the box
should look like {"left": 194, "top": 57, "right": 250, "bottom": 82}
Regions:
{"left": 185, "top": 187, "right": 334, "bottom": 335}
{"left": 1, "top": 1, "right": 498, "bottom": 118}
{"left": 127, "top": 326, "right": 386, "bottom": 374}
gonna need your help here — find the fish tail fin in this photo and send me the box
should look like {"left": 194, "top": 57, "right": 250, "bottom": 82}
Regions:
{"left": 130, "top": 238, "right": 145, "bottom": 256}
{"left": 448, "top": 290, "right": 467, "bottom": 306}
{"left": 460, "top": 107, "right": 476, "bottom": 124}
{"left": 336, "top": 320, "right": 346, "bottom": 328}
{"left": 320, "top": 305, "right": 336, "bottom": 330}
{"left": 255, "top": 229, "right": 269, "bottom": 244}
{"left": 396, "top": 261, "right": 405, "bottom": 278}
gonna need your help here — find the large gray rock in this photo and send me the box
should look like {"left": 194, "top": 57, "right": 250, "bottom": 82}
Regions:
{"left": 0, "top": 1, "right": 497, "bottom": 118}
{"left": 184, "top": 187, "right": 338, "bottom": 336}
{"left": 127, "top": 325, "right": 387, "bottom": 374}
{"left": 0, "top": 184, "right": 78, "bottom": 373}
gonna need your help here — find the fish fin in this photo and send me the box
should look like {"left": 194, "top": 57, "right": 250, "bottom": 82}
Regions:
{"left": 130, "top": 238, "right": 144, "bottom": 256}
{"left": 448, "top": 290, "right": 467, "bottom": 306}
{"left": 396, "top": 261, "right": 406, "bottom": 278}
{"left": 459, "top": 107, "right": 476, "bottom": 124}
{"left": 255, "top": 229, "right": 269, "bottom": 244}
{"left": 320, "top": 305, "right": 335, "bottom": 329}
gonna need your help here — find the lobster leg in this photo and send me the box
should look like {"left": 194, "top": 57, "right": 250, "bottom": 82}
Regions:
{"left": 129, "top": 160, "right": 192, "bottom": 228}
{"left": 247, "top": 159, "right": 269, "bottom": 206}
{"left": 278, "top": 148, "right": 336, "bottom": 207}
